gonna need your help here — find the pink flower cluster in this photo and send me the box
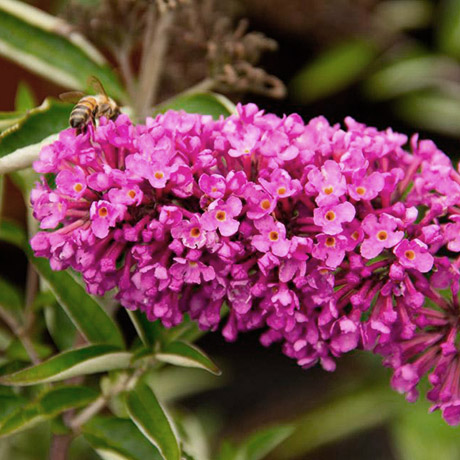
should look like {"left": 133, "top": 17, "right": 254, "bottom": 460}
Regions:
{"left": 31, "top": 104, "right": 460, "bottom": 424}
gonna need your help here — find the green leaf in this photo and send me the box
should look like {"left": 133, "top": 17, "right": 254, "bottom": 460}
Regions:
{"left": 0, "top": 276, "right": 23, "bottom": 312}
{"left": 44, "top": 302, "right": 77, "bottom": 351}
{"left": 159, "top": 315, "right": 204, "bottom": 345}
{"left": 395, "top": 90, "right": 460, "bottom": 136}
{"left": 0, "top": 0, "right": 125, "bottom": 101}
{"left": 6, "top": 338, "right": 53, "bottom": 362}
{"left": 0, "top": 392, "right": 28, "bottom": 425}
{"left": 0, "top": 385, "right": 98, "bottom": 438}
{"left": 217, "top": 442, "right": 239, "bottom": 460}
{"left": 27, "top": 251, "right": 124, "bottom": 348}
{"left": 156, "top": 341, "right": 221, "bottom": 376}
{"left": 173, "top": 412, "right": 210, "bottom": 460}
{"left": 0, "top": 219, "right": 27, "bottom": 248}
{"left": 240, "top": 425, "right": 294, "bottom": 460}
{"left": 391, "top": 399, "right": 460, "bottom": 460}
{"left": 0, "top": 220, "right": 124, "bottom": 349}
{"left": 125, "top": 382, "right": 181, "bottom": 460}
{"left": 158, "top": 92, "right": 235, "bottom": 119}
{"left": 438, "top": 0, "right": 460, "bottom": 60}
{"left": 127, "top": 310, "right": 160, "bottom": 348}
{"left": 216, "top": 425, "right": 293, "bottom": 460}
{"left": 83, "top": 416, "right": 163, "bottom": 460}
{"left": 290, "top": 40, "right": 377, "bottom": 102}
{"left": 0, "top": 110, "right": 26, "bottom": 133}
{"left": 15, "top": 82, "right": 37, "bottom": 112}
{"left": 0, "top": 344, "right": 131, "bottom": 385}
{"left": 274, "top": 385, "right": 400, "bottom": 459}
{"left": 363, "top": 55, "right": 460, "bottom": 100}
{"left": 0, "top": 98, "right": 70, "bottom": 158}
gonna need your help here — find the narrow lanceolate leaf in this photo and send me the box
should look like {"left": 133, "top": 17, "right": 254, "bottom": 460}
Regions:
{"left": 125, "top": 382, "right": 181, "bottom": 460}
{"left": 395, "top": 90, "right": 460, "bottom": 136}
{"left": 156, "top": 341, "right": 221, "bottom": 376}
{"left": 0, "top": 276, "right": 23, "bottom": 313}
{"left": 15, "top": 81, "right": 37, "bottom": 112}
{"left": 27, "top": 251, "right": 124, "bottom": 348}
{"left": 0, "top": 220, "right": 26, "bottom": 248}
{"left": 127, "top": 310, "right": 161, "bottom": 348}
{"left": 290, "top": 39, "right": 377, "bottom": 102}
{"left": 0, "top": 98, "right": 70, "bottom": 159}
{"left": 239, "top": 424, "right": 294, "bottom": 460}
{"left": 438, "top": 0, "right": 460, "bottom": 60}
{"left": 159, "top": 315, "right": 204, "bottom": 345}
{"left": 0, "top": 0, "right": 125, "bottom": 100}
{"left": 0, "top": 110, "right": 25, "bottom": 133}
{"left": 363, "top": 55, "right": 460, "bottom": 101}
{"left": 0, "top": 385, "right": 98, "bottom": 438}
{"left": 158, "top": 92, "right": 236, "bottom": 119}
{"left": 0, "top": 345, "right": 131, "bottom": 386}
{"left": 0, "top": 390, "right": 28, "bottom": 425}
{"left": 83, "top": 416, "right": 163, "bottom": 460}
{"left": 44, "top": 302, "right": 77, "bottom": 351}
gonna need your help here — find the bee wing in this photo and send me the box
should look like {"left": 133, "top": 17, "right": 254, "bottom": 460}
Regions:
{"left": 87, "top": 75, "right": 107, "bottom": 97}
{"left": 59, "top": 91, "right": 85, "bottom": 103}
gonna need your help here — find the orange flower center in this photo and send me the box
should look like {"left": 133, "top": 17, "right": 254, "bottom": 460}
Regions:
{"left": 277, "top": 186, "right": 287, "bottom": 196}
{"left": 127, "top": 190, "right": 136, "bottom": 199}
{"left": 269, "top": 231, "right": 279, "bottom": 241}
{"left": 377, "top": 231, "right": 388, "bottom": 241}
{"left": 154, "top": 171, "right": 164, "bottom": 180}
{"left": 190, "top": 227, "right": 201, "bottom": 238}
{"left": 325, "top": 236, "right": 336, "bottom": 247}
{"left": 356, "top": 186, "right": 366, "bottom": 196}
{"left": 405, "top": 250, "right": 416, "bottom": 260}
{"left": 261, "top": 199, "right": 271, "bottom": 210}
{"left": 211, "top": 186, "right": 217, "bottom": 193}
{"left": 98, "top": 207, "right": 108, "bottom": 217}
{"left": 189, "top": 261, "right": 198, "bottom": 267}
{"left": 351, "top": 231, "right": 359, "bottom": 240}
{"left": 325, "top": 210, "right": 336, "bottom": 221}
{"left": 216, "top": 211, "right": 226, "bottom": 221}
{"left": 74, "top": 183, "right": 83, "bottom": 193}
{"left": 323, "top": 186, "right": 334, "bottom": 195}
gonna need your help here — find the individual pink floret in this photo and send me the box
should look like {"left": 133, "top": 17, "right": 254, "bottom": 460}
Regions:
{"left": 313, "top": 202, "right": 356, "bottom": 235}
{"left": 201, "top": 196, "right": 242, "bottom": 237}
{"left": 360, "top": 213, "right": 404, "bottom": 259}
{"left": 306, "top": 160, "right": 347, "bottom": 206}
{"left": 90, "top": 200, "right": 126, "bottom": 238}
{"left": 393, "top": 238, "right": 434, "bottom": 273}
{"left": 251, "top": 216, "right": 290, "bottom": 257}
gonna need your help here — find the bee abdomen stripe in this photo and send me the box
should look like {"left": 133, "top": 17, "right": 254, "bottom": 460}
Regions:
{"left": 71, "top": 107, "right": 91, "bottom": 115}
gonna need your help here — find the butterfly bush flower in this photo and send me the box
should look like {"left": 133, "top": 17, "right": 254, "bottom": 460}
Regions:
{"left": 30, "top": 105, "right": 460, "bottom": 425}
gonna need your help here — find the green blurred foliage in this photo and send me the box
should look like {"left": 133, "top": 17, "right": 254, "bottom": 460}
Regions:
{"left": 291, "top": 0, "right": 460, "bottom": 137}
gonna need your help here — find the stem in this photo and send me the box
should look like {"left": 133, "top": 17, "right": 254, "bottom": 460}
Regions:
{"left": 135, "top": 8, "right": 175, "bottom": 119}
{"left": 116, "top": 42, "right": 137, "bottom": 106}
{"left": 68, "top": 393, "right": 108, "bottom": 430}
{"left": 24, "top": 263, "right": 38, "bottom": 330}
{"left": 0, "top": 306, "right": 40, "bottom": 364}
{"left": 49, "top": 433, "right": 73, "bottom": 460}
{"left": 68, "top": 365, "right": 146, "bottom": 431}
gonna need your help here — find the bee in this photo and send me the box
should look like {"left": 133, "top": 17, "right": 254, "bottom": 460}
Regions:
{"left": 60, "top": 76, "right": 120, "bottom": 133}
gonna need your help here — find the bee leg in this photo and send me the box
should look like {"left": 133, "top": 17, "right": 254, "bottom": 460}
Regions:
{"left": 110, "top": 107, "right": 121, "bottom": 121}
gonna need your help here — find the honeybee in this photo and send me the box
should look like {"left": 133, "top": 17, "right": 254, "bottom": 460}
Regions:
{"left": 60, "top": 76, "right": 120, "bottom": 133}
